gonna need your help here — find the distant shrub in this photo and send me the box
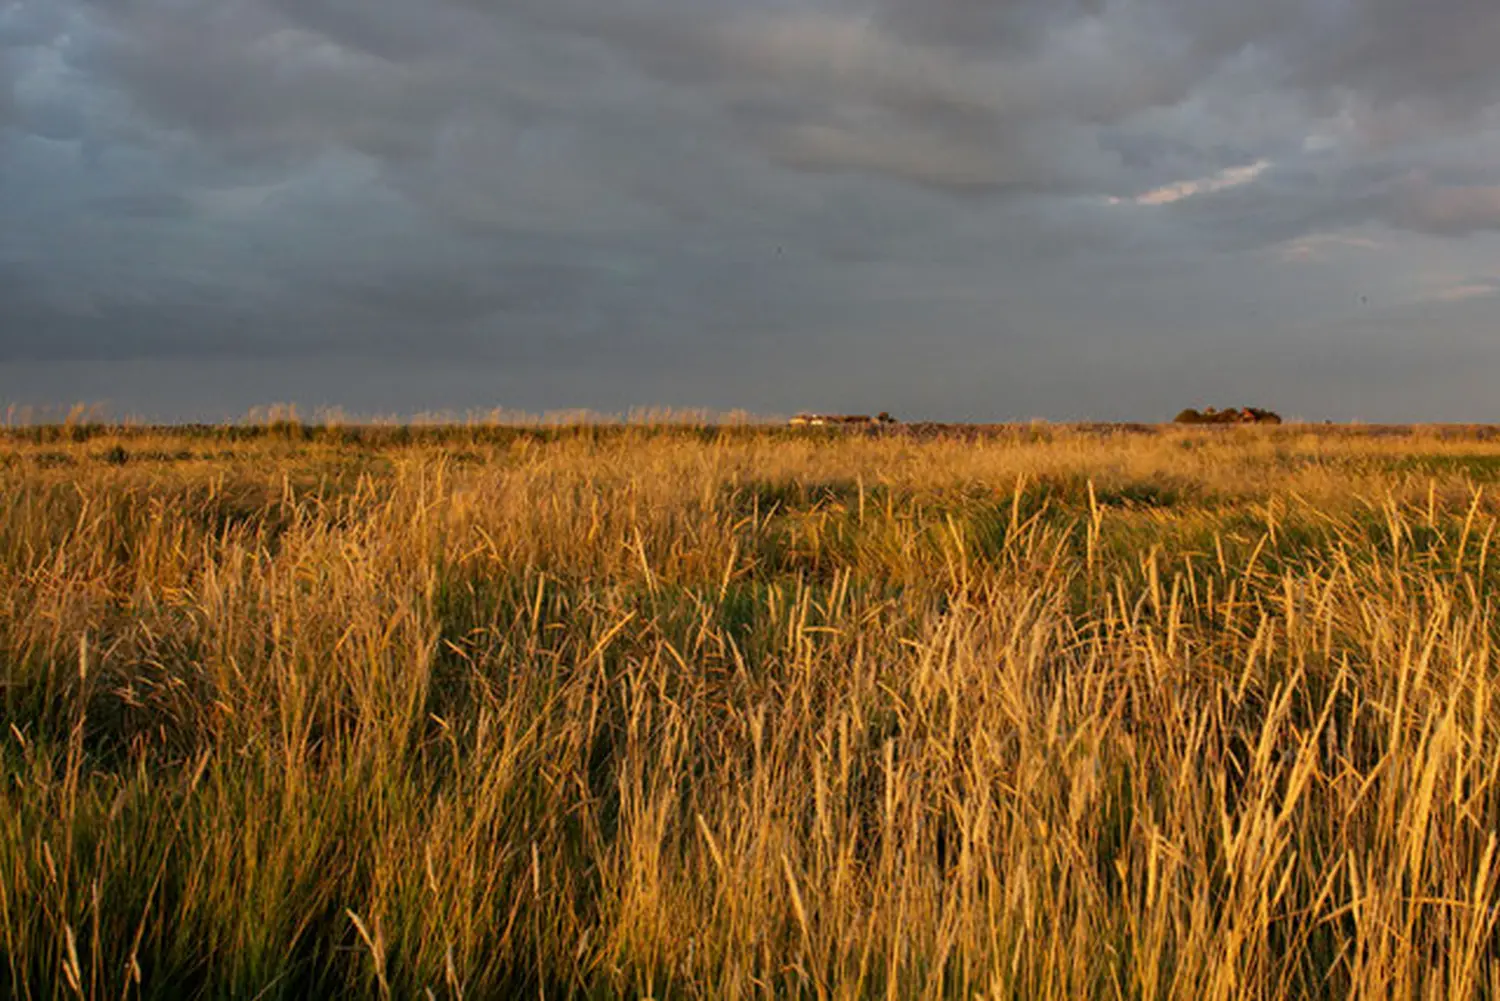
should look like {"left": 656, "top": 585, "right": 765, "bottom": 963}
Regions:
{"left": 1244, "top": 407, "right": 1283, "bottom": 425}
{"left": 1174, "top": 406, "right": 1282, "bottom": 426}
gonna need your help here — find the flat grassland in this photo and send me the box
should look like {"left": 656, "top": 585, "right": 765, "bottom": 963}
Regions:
{"left": 7, "top": 422, "right": 1500, "bottom": 998}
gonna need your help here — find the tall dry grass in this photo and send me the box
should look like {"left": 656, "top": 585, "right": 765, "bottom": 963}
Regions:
{"left": 4, "top": 424, "right": 1500, "bottom": 997}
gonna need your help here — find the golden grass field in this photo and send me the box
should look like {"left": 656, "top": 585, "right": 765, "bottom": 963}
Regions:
{"left": 7, "top": 421, "right": 1500, "bottom": 998}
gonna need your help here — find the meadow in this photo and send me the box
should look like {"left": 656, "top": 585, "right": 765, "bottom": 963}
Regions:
{"left": 6, "top": 420, "right": 1500, "bottom": 998}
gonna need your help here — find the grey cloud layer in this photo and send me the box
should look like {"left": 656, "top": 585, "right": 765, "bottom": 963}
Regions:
{"left": 45, "top": 2, "right": 1496, "bottom": 179}
{"left": 3, "top": 0, "right": 1500, "bottom": 418}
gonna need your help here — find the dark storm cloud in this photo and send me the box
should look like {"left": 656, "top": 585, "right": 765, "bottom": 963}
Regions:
{"left": 83, "top": 4, "right": 445, "bottom": 162}
{"left": 1288, "top": 0, "right": 1500, "bottom": 110}
{"left": 51, "top": 0, "right": 1500, "bottom": 208}
{"left": 874, "top": 0, "right": 1107, "bottom": 53}
{"left": 5, "top": 0, "right": 1500, "bottom": 420}
{"left": 82, "top": 191, "right": 191, "bottom": 219}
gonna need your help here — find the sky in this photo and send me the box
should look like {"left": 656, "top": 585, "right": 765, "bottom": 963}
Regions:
{"left": 4, "top": 0, "right": 1500, "bottom": 422}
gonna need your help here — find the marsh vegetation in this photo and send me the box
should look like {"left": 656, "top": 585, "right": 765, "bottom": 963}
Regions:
{"left": 5, "top": 422, "right": 1500, "bottom": 998}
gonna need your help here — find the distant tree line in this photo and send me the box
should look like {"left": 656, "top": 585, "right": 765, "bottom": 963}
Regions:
{"left": 1173, "top": 406, "right": 1282, "bottom": 425}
